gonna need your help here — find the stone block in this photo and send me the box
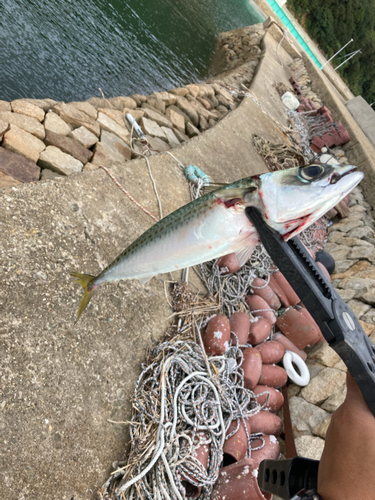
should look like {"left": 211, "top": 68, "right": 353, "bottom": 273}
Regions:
{"left": 68, "top": 101, "right": 98, "bottom": 120}
{"left": 107, "top": 96, "right": 137, "bottom": 111}
{"left": 300, "top": 367, "right": 346, "bottom": 405}
{"left": 0, "top": 170, "right": 22, "bottom": 189}
{"left": 11, "top": 99, "right": 45, "bottom": 122}
{"left": 40, "top": 168, "right": 64, "bottom": 180}
{"left": 348, "top": 226, "right": 375, "bottom": 239}
{"left": 0, "top": 100, "right": 11, "bottom": 112}
{"left": 96, "top": 112, "right": 130, "bottom": 144}
{"left": 129, "top": 94, "right": 147, "bottom": 106}
{"left": 288, "top": 396, "right": 331, "bottom": 437}
{"left": 169, "top": 87, "right": 189, "bottom": 97}
{"left": 361, "top": 309, "right": 375, "bottom": 325}
{"left": 165, "top": 108, "right": 185, "bottom": 132}
{"left": 68, "top": 126, "right": 98, "bottom": 149}
{"left": 175, "top": 97, "right": 199, "bottom": 126}
{"left": 146, "top": 96, "right": 166, "bottom": 114}
{"left": 337, "top": 289, "right": 356, "bottom": 301}
{"left": 348, "top": 245, "right": 374, "bottom": 259}
{"left": 44, "top": 111, "right": 73, "bottom": 137}
{"left": 0, "top": 147, "right": 40, "bottom": 183}
{"left": 53, "top": 103, "right": 100, "bottom": 137}
{"left": 173, "top": 128, "right": 189, "bottom": 142}
{"left": 333, "top": 260, "right": 356, "bottom": 273}
{"left": 295, "top": 435, "right": 325, "bottom": 461}
{"left": 152, "top": 92, "right": 177, "bottom": 107}
{"left": 161, "top": 127, "right": 180, "bottom": 148}
{"left": 2, "top": 125, "right": 45, "bottom": 162}
{"left": 312, "top": 416, "right": 331, "bottom": 439}
{"left": 361, "top": 290, "right": 375, "bottom": 306}
{"left": 17, "top": 98, "right": 56, "bottom": 112}
{"left": 186, "top": 122, "right": 200, "bottom": 137}
{"left": 91, "top": 130, "right": 131, "bottom": 166}
{"left": 44, "top": 130, "right": 93, "bottom": 164}
{"left": 332, "top": 220, "right": 364, "bottom": 232}
{"left": 308, "top": 341, "right": 341, "bottom": 368}
{"left": 0, "top": 119, "right": 8, "bottom": 137}
{"left": 0, "top": 111, "right": 45, "bottom": 140}
{"left": 142, "top": 108, "right": 173, "bottom": 129}
{"left": 139, "top": 117, "right": 166, "bottom": 140}
{"left": 97, "top": 108, "right": 126, "bottom": 128}
{"left": 346, "top": 299, "right": 371, "bottom": 318}
{"left": 38, "top": 146, "right": 83, "bottom": 176}
{"left": 321, "top": 384, "right": 347, "bottom": 412}
{"left": 87, "top": 97, "right": 114, "bottom": 109}
{"left": 146, "top": 136, "right": 170, "bottom": 152}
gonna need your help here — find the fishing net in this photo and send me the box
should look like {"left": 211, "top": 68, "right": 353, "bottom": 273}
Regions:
{"left": 252, "top": 134, "right": 305, "bottom": 171}
{"left": 101, "top": 326, "right": 265, "bottom": 500}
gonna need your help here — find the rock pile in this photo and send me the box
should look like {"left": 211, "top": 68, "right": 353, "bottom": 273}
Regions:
{"left": 210, "top": 24, "right": 266, "bottom": 89}
{"left": 285, "top": 183, "right": 375, "bottom": 460}
{"left": 0, "top": 25, "right": 268, "bottom": 190}
{"left": 289, "top": 58, "right": 323, "bottom": 108}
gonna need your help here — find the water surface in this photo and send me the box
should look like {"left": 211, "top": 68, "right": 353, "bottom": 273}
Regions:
{"left": 1, "top": 0, "right": 265, "bottom": 102}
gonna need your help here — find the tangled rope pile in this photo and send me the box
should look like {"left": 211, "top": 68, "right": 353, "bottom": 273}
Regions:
{"left": 102, "top": 334, "right": 264, "bottom": 500}
{"left": 195, "top": 245, "right": 274, "bottom": 317}
{"left": 252, "top": 134, "right": 305, "bottom": 171}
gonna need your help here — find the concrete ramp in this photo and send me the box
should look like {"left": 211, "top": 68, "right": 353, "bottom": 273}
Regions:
{"left": 0, "top": 96, "right": 290, "bottom": 499}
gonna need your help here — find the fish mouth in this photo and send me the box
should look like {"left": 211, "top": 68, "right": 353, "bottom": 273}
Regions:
{"left": 330, "top": 166, "right": 358, "bottom": 184}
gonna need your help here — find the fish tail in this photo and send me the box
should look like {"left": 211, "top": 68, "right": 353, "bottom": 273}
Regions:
{"left": 71, "top": 272, "right": 98, "bottom": 322}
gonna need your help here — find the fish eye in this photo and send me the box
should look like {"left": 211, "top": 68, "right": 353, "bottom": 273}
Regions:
{"left": 299, "top": 164, "right": 325, "bottom": 181}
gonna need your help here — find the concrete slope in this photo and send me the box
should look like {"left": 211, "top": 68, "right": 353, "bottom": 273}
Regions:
{"left": 0, "top": 95, "right": 288, "bottom": 499}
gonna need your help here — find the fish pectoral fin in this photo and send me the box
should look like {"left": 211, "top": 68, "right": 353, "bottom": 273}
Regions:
{"left": 235, "top": 244, "right": 256, "bottom": 267}
{"left": 138, "top": 275, "right": 155, "bottom": 285}
{"left": 213, "top": 185, "right": 256, "bottom": 201}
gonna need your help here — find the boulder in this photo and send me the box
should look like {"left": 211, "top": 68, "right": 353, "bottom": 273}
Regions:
{"left": 345, "top": 299, "right": 371, "bottom": 318}
{"left": 0, "top": 100, "right": 11, "bottom": 112}
{"left": 53, "top": 103, "right": 100, "bottom": 137}
{"left": 186, "top": 122, "right": 200, "bottom": 138}
{"left": 165, "top": 108, "right": 185, "bottom": 132}
{"left": 300, "top": 367, "right": 346, "bottom": 405}
{"left": 2, "top": 125, "right": 45, "bottom": 162}
{"left": 0, "top": 147, "right": 40, "bottom": 183}
{"left": 11, "top": 99, "right": 45, "bottom": 122}
{"left": 146, "top": 136, "right": 170, "bottom": 152}
{"left": 96, "top": 112, "right": 130, "bottom": 144}
{"left": 68, "top": 126, "right": 98, "bottom": 149}
{"left": 0, "top": 119, "right": 8, "bottom": 137}
{"left": 40, "top": 168, "right": 64, "bottom": 180}
{"left": 0, "top": 171, "right": 22, "bottom": 189}
{"left": 146, "top": 96, "right": 166, "bottom": 114}
{"left": 0, "top": 111, "right": 45, "bottom": 140}
{"left": 129, "top": 94, "right": 147, "bottom": 106}
{"left": 295, "top": 435, "right": 325, "bottom": 461}
{"left": 44, "top": 112, "right": 73, "bottom": 136}
{"left": 107, "top": 96, "right": 137, "bottom": 111}
{"left": 175, "top": 97, "right": 199, "bottom": 126}
{"left": 91, "top": 130, "right": 131, "bottom": 166}
{"left": 331, "top": 220, "right": 364, "bottom": 232}
{"left": 17, "top": 98, "right": 56, "bottom": 112}
{"left": 308, "top": 341, "right": 341, "bottom": 368}
{"left": 44, "top": 130, "right": 93, "bottom": 164}
{"left": 87, "top": 97, "right": 114, "bottom": 109}
{"left": 68, "top": 101, "right": 98, "bottom": 120}
{"left": 312, "top": 416, "right": 331, "bottom": 439}
{"left": 38, "top": 146, "right": 83, "bottom": 176}
{"left": 123, "top": 109, "right": 144, "bottom": 123}
{"left": 321, "top": 384, "right": 347, "bottom": 412}
{"left": 287, "top": 396, "right": 330, "bottom": 436}
{"left": 139, "top": 117, "right": 167, "bottom": 140}
{"left": 142, "top": 108, "right": 173, "bottom": 129}
{"left": 161, "top": 127, "right": 180, "bottom": 148}
{"left": 169, "top": 87, "right": 189, "bottom": 97}
{"left": 97, "top": 108, "right": 127, "bottom": 128}
{"left": 185, "top": 84, "right": 200, "bottom": 98}
{"left": 152, "top": 92, "right": 177, "bottom": 107}
{"left": 173, "top": 128, "right": 189, "bottom": 142}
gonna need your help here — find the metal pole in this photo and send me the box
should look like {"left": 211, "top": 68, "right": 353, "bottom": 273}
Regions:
{"left": 320, "top": 39, "right": 353, "bottom": 69}
{"left": 334, "top": 50, "right": 361, "bottom": 71}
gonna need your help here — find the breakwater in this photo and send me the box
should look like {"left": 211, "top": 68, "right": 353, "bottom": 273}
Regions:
{"left": 0, "top": 24, "right": 265, "bottom": 188}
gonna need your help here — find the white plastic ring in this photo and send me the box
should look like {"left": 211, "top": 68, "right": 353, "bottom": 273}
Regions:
{"left": 283, "top": 350, "right": 310, "bottom": 386}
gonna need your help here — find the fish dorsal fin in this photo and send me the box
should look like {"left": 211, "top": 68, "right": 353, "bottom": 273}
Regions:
{"left": 235, "top": 245, "right": 256, "bottom": 267}
{"left": 202, "top": 182, "right": 230, "bottom": 195}
{"left": 138, "top": 275, "right": 155, "bottom": 285}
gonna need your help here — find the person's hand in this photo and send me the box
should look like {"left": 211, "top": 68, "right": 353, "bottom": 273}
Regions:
{"left": 318, "top": 372, "right": 375, "bottom": 500}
